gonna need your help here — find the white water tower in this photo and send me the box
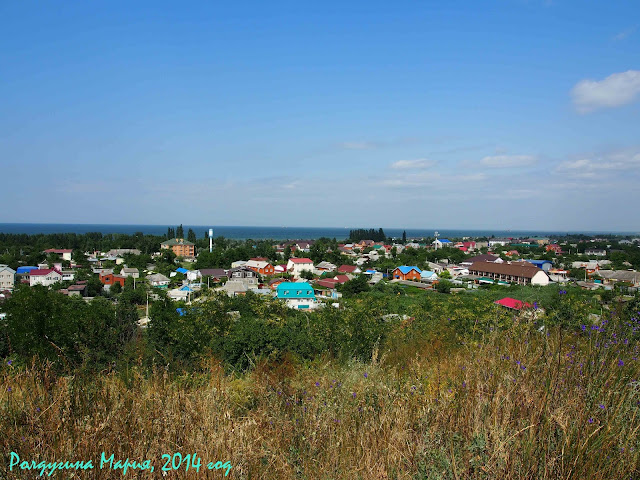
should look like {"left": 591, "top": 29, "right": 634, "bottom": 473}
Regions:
{"left": 209, "top": 228, "right": 213, "bottom": 252}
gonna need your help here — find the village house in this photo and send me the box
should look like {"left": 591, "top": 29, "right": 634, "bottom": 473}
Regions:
{"left": 287, "top": 258, "right": 314, "bottom": 277}
{"left": 276, "top": 281, "right": 318, "bottom": 309}
{"left": 147, "top": 273, "right": 170, "bottom": 288}
{"left": 64, "top": 283, "right": 88, "bottom": 297}
{"left": 29, "top": 268, "right": 63, "bottom": 287}
{"left": 333, "top": 274, "right": 350, "bottom": 284}
{"left": 0, "top": 265, "right": 16, "bottom": 290}
{"left": 433, "top": 238, "right": 452, "bottom": 249}
{"left": 315, "top": 261, "right": 337, "bottom": 273}
{"left": 120, "top": 267, "right": 140, "bottom": 278}
{"left": 546, "top": 244, "right": 563, "bottom": 254}
{"left": 596, "top": 270, "right": 640, "bottom": 287}
{"left": 223, "top": 266, "right": 259, "bottom": 296}
{"left": 488, "top": 238, "right": 510, "bottom": 247}
{"left": 585, "top": 248, "right": 607, "bottom": 257}
{"left": 461, "top": 254, "right": 503, "bottom": 266}
{"left": 313, "top": 278, "right": 341, "bottom": 298}
{"left": 199, "top": 268, "right": 227, "bottom": 283}
{"left": 295, "top": 241, "right": 314, "bottom": 252}
{"left": 246, "top": 258, "right": 275, "bottom": 276}
{"left": 337, "top": 265, "right": 361, "bottom": 275}
{"left": 525, "top": 259, "right": 553, "bottom": 272}
{"left": 420, "top": 270, "right": 438, "bottom": 282}
{"left": 494, "top": 297, "right": 533, "bottom": 310}
{"left": 425, "top": 261, "right": 445, "bottom": 273}
{"left": 392, "top": 266, "right": 422, "bottom": 281}
{"left": 268, "top": 277, "right": 287, "bottom": 290}
{"left": 107, "top": 248, "right": 141, "bottom": 256}
{"left": 160, "top": 238, "right": 196, "bottom": 258}
{"left": 43, "top": 248, "right": 73, "bottom": 262}
{"left": 99, "top": 272, "right": 126, "bottom": 287}
{"left": 468, "top": 261, "right": 550, "bottom": 286}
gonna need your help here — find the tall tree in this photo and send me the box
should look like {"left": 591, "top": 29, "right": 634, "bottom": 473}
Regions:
{"left": 187, "top": 228, "right": 196, "bottom": 243}
{"left": 402, "top": 230, "right": 407, "bottom": 244}
{"left": 176, "top": 224, "right": 184, "bottom": 238}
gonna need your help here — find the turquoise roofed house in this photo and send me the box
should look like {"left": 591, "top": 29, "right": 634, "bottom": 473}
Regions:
{"left": 276, "top": 282, "right": 318, "bottom": 310}
{"left": 420, "top": 270, "right": 438, "bottom": 282}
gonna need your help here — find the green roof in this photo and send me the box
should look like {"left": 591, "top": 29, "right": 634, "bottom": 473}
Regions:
{"left": 161, "top": 238, "right": 195, "bottom": 246}
{"left": 477, "top": 277, "right": 495, "bottom": 283}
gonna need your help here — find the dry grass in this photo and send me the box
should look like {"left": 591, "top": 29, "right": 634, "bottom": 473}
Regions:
{"left": 1, "top": 319, "right": 639, "bottom": 479}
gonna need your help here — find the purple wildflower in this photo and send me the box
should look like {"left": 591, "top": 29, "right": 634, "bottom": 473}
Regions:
{"left": 7, "top": 360, "right": 12, "bottom": 366}
{"left": 364, "top": 372, "right": 368, "bottom": 379}
{"left": 599, "top": 404, "right": 605, "bottom": 409}
{"left": 588, "top": 418, "right": 594, "bottom": 424}
{"left": 618, "top": 359, "right": 624, "bottom": 367}
{"left": 352, "top": 392, "right": 356, "bottom": 398}
{"left": 315, "top": 382, "right": 320, "bottom": 387}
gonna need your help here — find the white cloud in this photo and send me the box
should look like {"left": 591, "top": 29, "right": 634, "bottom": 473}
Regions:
{"left": 571, "top": 70, "right": 640, "bottom": 113}
{"left": 390, "top": 158, "right": 434, "bottom": 170}
{"left": 480, "top": 155, "right": 536, "bottom": 168}
{"left": 555, "top": 148, "right": 640, "bottom": 177}
{"left": 613, "top": 27, "right": 636, "bottom": 41}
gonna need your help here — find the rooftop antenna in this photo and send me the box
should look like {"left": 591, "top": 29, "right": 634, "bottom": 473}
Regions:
{"left": 434, "top": 231, "right": 439, "bottom": 250}
{"left": 209, "top": 228, "right": 213, "bottom": 253}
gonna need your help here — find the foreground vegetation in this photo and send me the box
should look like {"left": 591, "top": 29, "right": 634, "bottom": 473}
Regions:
{"left": 1, "top": 290, "right": 639, "bottom": 479}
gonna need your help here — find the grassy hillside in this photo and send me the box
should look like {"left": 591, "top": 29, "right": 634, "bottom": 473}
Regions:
{"left": 2, "top": 299, "right": 639, "bottom": 479}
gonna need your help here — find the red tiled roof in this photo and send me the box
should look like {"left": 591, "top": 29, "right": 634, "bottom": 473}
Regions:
{"left": 30, "top": 268, "right": 61, "bottom": 276}
{"left": 333, "top": 275, "right": 350, "bottom": 284}
{"left": 494, "top": 297, "right": 532, "bottom": 310}
{"left": 289, "top": 258, "right": 313, "bottom": 264}
{"left": 338, "top": 265, "right": 357, "bottom": 273}
{"left": 316, "top": 279, "right": 339, "bottom": 288}
{"left": 44, "top": 249, "right": 73, "bottom": 253}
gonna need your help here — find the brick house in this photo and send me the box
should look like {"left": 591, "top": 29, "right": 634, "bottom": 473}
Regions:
{"left": 392, "top": 266, "right": 422, "bottom": 281}
{"left": 160, "top": 238, "right": 196, "bottom": 258}
{"left": 99, "top": 273, "right": 126, "bottom": 287}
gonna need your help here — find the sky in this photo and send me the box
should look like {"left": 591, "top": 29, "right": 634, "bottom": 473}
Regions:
{"left": 1, "top": 0, "right": 639, "bottom": 231}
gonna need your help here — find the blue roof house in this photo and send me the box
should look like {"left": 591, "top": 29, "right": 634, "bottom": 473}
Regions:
{"left": 525, "top": 259, "right": 552, "bottom": 272}
{"left": 420, "top": 270, "right": 438, "bottom": 282}
{"left": 392, "top": 266, "right": 422, "bottom": 280}
{"left": 433, "top": 238, "right": 452, "bottom": 249}
{"left": 276, "top": 281, "right": 318, "bottom": 309}
{"left": 16, "top": 266, "right": 38, "bottom": 274}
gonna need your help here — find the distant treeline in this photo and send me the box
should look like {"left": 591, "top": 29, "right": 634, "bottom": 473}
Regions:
{"left": 349, "top": 228, "right": 387, "bottom": 242}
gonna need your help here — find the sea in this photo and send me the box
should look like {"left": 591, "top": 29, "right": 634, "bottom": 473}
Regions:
{"left": 0, "top": 224, "right": 636, "bottom": 241}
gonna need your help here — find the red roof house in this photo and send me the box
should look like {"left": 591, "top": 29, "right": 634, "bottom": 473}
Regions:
{"left": 494, "top": 297, "right": 532, "bottom": 310}
{"left": 333, "top": 275, "right": 350, "bottom": 284}
{"left": 337, "top": 265, "right": 359, "bottom": 274}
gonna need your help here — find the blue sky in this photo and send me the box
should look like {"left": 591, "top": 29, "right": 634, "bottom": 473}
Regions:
{"left": 1, "top": 1, "right": 639, "bottom": 230}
